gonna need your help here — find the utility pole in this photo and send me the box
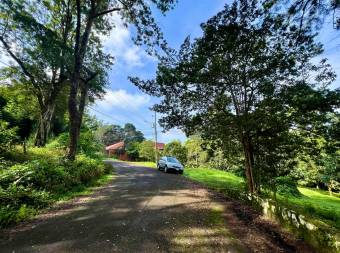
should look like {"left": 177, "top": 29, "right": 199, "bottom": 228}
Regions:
{"left": 153, "top": 111, "right": 158, "bottom": 163}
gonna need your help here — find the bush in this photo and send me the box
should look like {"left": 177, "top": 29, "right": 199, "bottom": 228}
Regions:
{"left": 0, "top": 149, "right": 111, "bottom": 227}
{"left": 163, "top": 140, "right": 187, "bottom": 164}
{"left": 0, "top": 120, "right": 18, "bottom": 153}
{"left": 275, "top": 176, "right": 301, "bottom": 197}
{"left": 139, "top": 140, "right": 156, "bottom": 161}
{"left": 47, "top": 131, "right": 104, "bottom": 158}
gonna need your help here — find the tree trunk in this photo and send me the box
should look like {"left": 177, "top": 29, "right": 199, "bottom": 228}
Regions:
{"left": 67, "top": 76, "right": 80, "bottom": 160}
{"left": 34, "top": 101, "right": 56, "bottom": 146}
{"left": 328, "top": 180, "right": 333, "bottom": 196}
{"left": 23, "top": 138, "right": 27, "bottom": 153}
{"left": 67, "top": 79, "right": 88, "bottom": 160}
{"left": 241, "top": 134, "right": 256, "bottom": 193}
{"left": 66, "top": 1, "right": 96, "bottom": 160}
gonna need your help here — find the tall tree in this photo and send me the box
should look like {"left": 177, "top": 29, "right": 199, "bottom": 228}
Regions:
{"left": 124, "top": 123, "right": 145, "bottom": 143}
{"left": 132, "top": 0, "right": 337, "bottom": 193}
{"left": 66, "top": 0, "right": 177, "bottom": 160}
{"left": 0, "top": 0, "right": 72, "bottom": 146}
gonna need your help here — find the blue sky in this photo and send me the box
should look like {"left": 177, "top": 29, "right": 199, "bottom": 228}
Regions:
{"left": 90, "top": 1, "right": 340, "bottom": 144}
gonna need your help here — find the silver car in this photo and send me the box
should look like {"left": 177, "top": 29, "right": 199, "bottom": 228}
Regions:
{"left": 157, "top": 156, "right": 184, "bottom": 174}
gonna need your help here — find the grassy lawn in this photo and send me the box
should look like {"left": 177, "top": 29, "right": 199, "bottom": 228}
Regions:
{"left": 128, "top": 161, "right": 156, "bottom": 168}
{"left": 108, "top": 158, "right": 156, "bottom": 168}
{"left": 183, "top": 167, "right": 340, "bottom": 229}
{"left": 184, "top": 167, "right": 245, "bottom": 194}
{"left": 276, "top": 187, "right": 340, "bottom": 228}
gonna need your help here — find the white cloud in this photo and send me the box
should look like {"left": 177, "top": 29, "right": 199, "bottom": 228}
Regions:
{"left": 101, "top": 14, "right": 153, "bottom": 68}
{"left": 96, "top": 89, "right": 151, "bottom": 111}
{"left": 159, "top": 128, "right": 187, "bottom": 143}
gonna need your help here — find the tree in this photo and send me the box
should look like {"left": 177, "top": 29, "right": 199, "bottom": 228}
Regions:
{"left": 184, "top": 136, "right": 208, "bottom": 167}
{"left": 132, "top": 0, "right": 337, "bottom": 193}
{"left": 163, "top": 140, "right": 187, "bottom": 164}
{"left": 124, "top": 123, "right": 144, "bottom": 143}
{"left": 0, "top": 0, "right": 73, "bottom": 146}
{"left": 101, "top": 125, "right": 125, "bottom": 146}
{"left": 0, "top": 87, "right": 35, "bottom": 152}
{"left": 99, "top": 123, "right": 145, "bottom": 146}
{"left": 139, "top": 140, "right": 156, "bottom": 161}
{"left": 266, "top": 0, "right": 340, "bottom": 30}
{"left": 125, "top": 141, "right": 140, "bottom": 161}
{"left": 66, "top": 0, "right": 177, "bottom": 160}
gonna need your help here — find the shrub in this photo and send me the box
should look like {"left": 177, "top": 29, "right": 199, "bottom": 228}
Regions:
{"left": 0, "top": 120, "right": 17, "bottom": 153}
{"left": 47, "top": 132, "right": 104, "bottom": 158}
{"left": 275, "top": 176, "right": 301, "bottom": 197}
{"left": 0, "top": 149, "right": 111, "bottom": 227}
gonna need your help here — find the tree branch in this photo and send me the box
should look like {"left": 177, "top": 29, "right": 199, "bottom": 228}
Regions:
{"left": 0, "top": 36, "right": 36, "bottom": 85}
{"left": 93, "top": 7, "right": 122, "bottom": 18}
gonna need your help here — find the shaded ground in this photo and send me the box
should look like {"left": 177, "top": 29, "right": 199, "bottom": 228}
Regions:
{"left": 0, "top": 161, "right": 314, "bottom": 253}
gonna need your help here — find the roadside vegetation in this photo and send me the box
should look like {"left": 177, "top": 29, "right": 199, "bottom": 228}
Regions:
{"left": 0, "top": 0, "right": 177, "bottom": 228}
{"left": 0, "top": 144, "right": 113, "bottom": 227}
{"left": 183, "top": 167, "right": 340, "bottom": 229}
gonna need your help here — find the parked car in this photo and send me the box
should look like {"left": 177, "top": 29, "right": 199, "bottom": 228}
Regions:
{"left": 157, "top": 156, "right": 184, "bottom": 174}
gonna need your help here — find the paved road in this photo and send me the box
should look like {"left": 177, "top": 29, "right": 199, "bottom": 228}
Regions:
{"left": 0, "top": 161, "right": 313, "bottom": 253}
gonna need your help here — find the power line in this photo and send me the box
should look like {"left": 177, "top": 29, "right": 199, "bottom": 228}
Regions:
{"left": 87, "top": 105, "right": 154, "bottom": 134}
{"left": 88, "top": 106, "right": 126, "bottom": 125}
{"left": 0, "top": 60, "right": 11, "bottom": 67}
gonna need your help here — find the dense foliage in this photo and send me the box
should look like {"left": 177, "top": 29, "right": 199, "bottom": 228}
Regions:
{"left": 0, "top": 147, "right": 112, "bottom": 227}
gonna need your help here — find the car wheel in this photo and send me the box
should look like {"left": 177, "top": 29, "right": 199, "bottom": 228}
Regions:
{"left": 157, "top": 164, "right": 161, "bottom": 170}
{"left": 179, "top": 170, "right": 183, "bottom": 175}
{"left": 164, "top": 166, "right": 168, "bottom": 173}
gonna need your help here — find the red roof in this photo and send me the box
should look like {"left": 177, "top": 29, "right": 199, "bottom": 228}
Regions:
{"left": 105, "top": 141, "right": 125, "bottom": 151}
{"left": 155, "top": 142, "right": 165, "bottom": 150}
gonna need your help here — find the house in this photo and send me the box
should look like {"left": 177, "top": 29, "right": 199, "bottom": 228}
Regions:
{"left": 155, "top": 142, "right": 165, "bottom": 151}
{"left": 105, "top": 141, "right": 165, "bottom": 161}
{"left": 105, "top": 141, "right": 128, "bottom": 160}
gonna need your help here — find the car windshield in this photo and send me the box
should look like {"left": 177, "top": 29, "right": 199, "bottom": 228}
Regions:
{"left": 167, "top": 157, "right": 180, "bottom": 163}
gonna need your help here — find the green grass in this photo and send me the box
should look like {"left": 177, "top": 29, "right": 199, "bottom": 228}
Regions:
{"left": 113, "top": 160, "right": 157, "bottom": 168}
{"left": 276, "top": 187, "right": 340, "bottom": 229}
{"left": 183, "top": 167, "right": 340, "bottom": 230}
{"left": 128, "top": 161, "right": 156, "bottom": 168}
{"left": 184, "top": 167, "right": 246, "bottom": 196}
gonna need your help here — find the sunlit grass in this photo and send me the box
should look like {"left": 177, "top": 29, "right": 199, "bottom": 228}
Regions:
{"left": 126, "top": 161, "right": 157, "bottom": 168}
{"left": 183, "top": 167, "right": 340, "bottom": 229}
{"left": 276, "top": 186, "right": 340, "bottom": 228}
{"left": 184, "top": 167, "right": 245, "bottom": 193}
